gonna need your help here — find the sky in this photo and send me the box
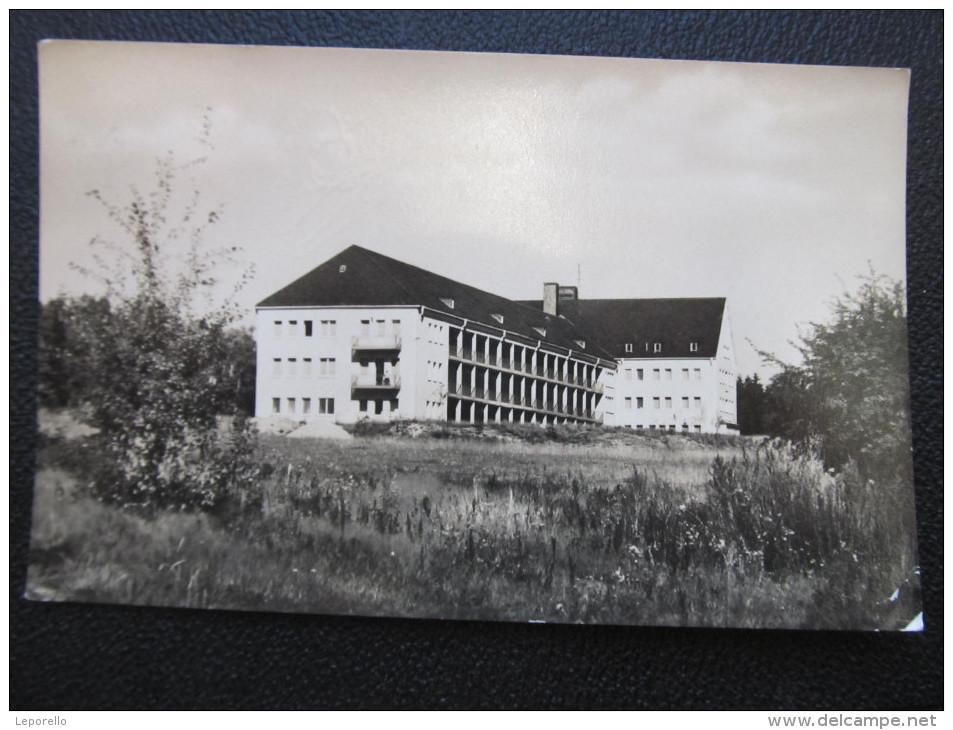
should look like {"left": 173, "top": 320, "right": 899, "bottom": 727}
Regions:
{"left": 39, "top": 41, "right": 911, "bottom": 378}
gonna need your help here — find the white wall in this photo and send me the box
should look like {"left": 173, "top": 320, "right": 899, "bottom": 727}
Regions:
{"left": 601, "top": 358, "right": 718, "bottom": 433}
{"left": 255, "top": 306, "right": 420, "bottom": 423}
{"left": 714, "top": 306, "right": 738, "bottom": 433}
{"left": 417, "top": 315, "right": 450, "bottom": 420}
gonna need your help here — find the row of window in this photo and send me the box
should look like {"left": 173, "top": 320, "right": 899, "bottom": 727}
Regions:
{"left": 426, "top": 359, "right": 445, "bottom": 382}
{"left": 425, "top": 321, "right": 446, "bottom": 345}
{"left": 272, "top": 397, "right": 335, "bottom": 415}
{"left": 624, "top": 396, "right": 703, "bottom": 410}
{"left": 624, "top": 367, "right": 703, "bottom": 381}
{"left": 271, "top": 318, "right": 406, "bottom": 338}
{"left": 272, "top": 357, "right": 335, "bottom": 377}
{"left": 623, "top": 342, "right": 699, "bottom": 354}
{"left": 628, "top": 424, "right": 703, "bottom": 433}
{"left": 358, "top": 318, "right": 401, "bottom": 338}
{"left": 273, "top": 319, "right": 337, "bottom": 338}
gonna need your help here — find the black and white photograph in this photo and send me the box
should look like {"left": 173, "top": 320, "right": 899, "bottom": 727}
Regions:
{"left": 29, "top": 39, "right": 920, "bottom": 632}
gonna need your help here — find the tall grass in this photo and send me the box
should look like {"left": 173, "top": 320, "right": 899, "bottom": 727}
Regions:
{"left": 28, "top": 426, "right": 918, "bottom": 629}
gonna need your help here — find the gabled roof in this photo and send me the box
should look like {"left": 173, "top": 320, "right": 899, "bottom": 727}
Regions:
{"left": 258, "top": 245, "right": 613, "bottom": 359}
{"left": 519, "top": 298, "right": 726, "bottom": 359}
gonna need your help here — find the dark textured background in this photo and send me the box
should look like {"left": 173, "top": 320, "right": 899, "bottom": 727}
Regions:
{"left": 10, "top": 11, "right": 943, "bottom": 710}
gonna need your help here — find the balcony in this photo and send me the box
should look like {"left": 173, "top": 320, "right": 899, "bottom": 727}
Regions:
{"left": 351, "top": 373, "right": 401, "bottom": 394}
{"left": 352, "top": 335, "right": 402, "bottom": 353}
{"left": 449, "top": 347, "right": 606, "bottom": 394}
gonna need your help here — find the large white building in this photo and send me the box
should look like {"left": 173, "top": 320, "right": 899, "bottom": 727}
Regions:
{"left": 255, "top": 246, "right": 737, "bottom": 433}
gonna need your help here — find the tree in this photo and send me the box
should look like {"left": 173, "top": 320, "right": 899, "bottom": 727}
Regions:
{"left": 736, "top": 374, "right": 767, "bottom": 435}
{"left": 38, "top": 295, "right": 113, "bottom": 409}
{"left": 762, "top": 272, "right": 912, "bottom": 483}
{"left": 69, "top": 123, "right": 259, "bottom": 511}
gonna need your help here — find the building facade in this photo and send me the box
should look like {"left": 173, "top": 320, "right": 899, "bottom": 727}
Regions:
{"left": 255, "top": 246, "right": 738, "bottom": 433}
{"left": 521, "top": 292, "right": 738, "bottom": 434}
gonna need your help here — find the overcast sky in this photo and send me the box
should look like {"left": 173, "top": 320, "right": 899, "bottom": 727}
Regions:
{"left": 39, "top": 41, "right": 910, "bottom": 377}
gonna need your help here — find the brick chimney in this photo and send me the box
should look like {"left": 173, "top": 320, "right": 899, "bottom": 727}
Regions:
{"left": 543, "top": 282, "right": 559, "bottom": 316}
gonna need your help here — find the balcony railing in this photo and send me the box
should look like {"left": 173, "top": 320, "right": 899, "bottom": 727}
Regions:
{"left": 351, "top": 373, "right": 401, "bottom": 391}
{"left": 451, "top": 348, "right": 605, "bottom": 393}
{"left": 447, "top": 382, "right": 600, "bottom": 422}
{"left": 352, "top": 335, "right": 402, "bottom": 351}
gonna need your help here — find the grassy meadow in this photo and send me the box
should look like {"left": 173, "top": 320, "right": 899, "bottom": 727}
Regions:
{"left": 27, "top": 415, "right": 920, "bottom": 630}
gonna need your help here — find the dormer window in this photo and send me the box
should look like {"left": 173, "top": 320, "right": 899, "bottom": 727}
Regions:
{"left": 339, "top": 264, "right": 347, "bottom": 273}
{"left": 653, "top": 343, "right": 662, "bottom": 353}
{"left": 689, "top": 342, "right": 698, "bottom": 352}
{"left": 439, "top": 297, "right": 455, "bottom": 309}
{"left": 574, "top": 339, "right": 586, "bottom": 349}
{"left": 491, "top": 313, "right": 504, "bottom": 324}
{"left": 533, "top": 326, "right": 546, "bottom": 338}
{"left": 624, "top": 343, "right": 634, "bottom": 353}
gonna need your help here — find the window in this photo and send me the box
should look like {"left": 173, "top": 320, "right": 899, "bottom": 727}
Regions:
{"left": 320, "top": 320, "right": 336, "bottom": 336}
{"left": 273, "top": 320, "right": 282, "bottom": 337}
{"left": 287, "top": 357, "right": 297, "bottom": 376}
{"left": 390, "top": 398, "right": 398, "bottom": 412}
{"left": 288, "top": 320, "right": 297, "bottom": 333}
{"left": 636, "top": 425, "right": 643, "bottom": 430}
{"left": 304, "top": 320, "right": 313, "bottom": 337}
{"left": 682, "top": 368, "right": 689, "bottom": 380}
{"left": 653, "top": 369, "right": 660, "bottom": 380}
{"left": 694, "top": 368, "right": 702, "bottom": 380}
{"left": 287, "top": 397, "right": 296, "bottom": 414}
{"left": 376, "top": 319, "right": 385, "bottom": 336}
{"left": 272, "top": 358, "right": 281, "bottom": 376}
{"left": 533, "top": 326, "right": 546, "bottom": 337}
{"left": 302, "top": 398, "right": 311, "bottom": 415}
{"left": 665, "top": 368, "right": 672, "bottom": 380}
{"left": 689, "top": 342, "right": 698, "bottom": 352}
{"left": 665, "top": 397, "right": 672, "bottom": 409}
{"left": 637, "top": 368, "right": 644, "bottom": 380}
{"left": 303, "top": 358, "right": 312, "bottom": 376}
{"left": 491, "top": 313, "right": 504, "bottom": 325}
{"left": 359, "top": 400, "right": 367, "bottom": 413}
{"left": 625, "top": 368, "right": 632, "bottom": 380}
{"left": 653, "top": 397, "right": 661, "bottom": 409}
{"left": 653, "top": 343, "right": 662, "bottom": 353}
{"left": 669, "top": 425, "right": 675, "bottom": 431}
{"left": 694, "top": 397, "right": 701, "bottom": 408}
{"left": 392, "top": 319, "right": 401, "bottom": 334}
{"left": 319, "top": 357, "right": 336, "bottom": 376}
{"left": 374, "top": 400, "right": 384, "bottom": 415}
{"left": 272, "top": 398, "right": 280, "bottom": 414}
{"left": 636, "top": 397, "right": 644, "bottom": 409}
{"left": 361, "top": 319, "right": 370, "bottom": 336}
{"left": 624, "top": 343, "right": 633, "bottom": 353}
{"left": 694, "top": 425, "right": 701, "bottom": 433}
{"left": 339, "top": 264, "right": 347, "bottom": 273}
{"left": 682, "top": 397, "right": 689, "bottom": 409}
{"left": 439, "top": 297, "right": 455, "bottom": 309}
{"left": 624, "top": 397, "right": 632, "bottom": 409}
{"left": 318, "top": 398, "right": 334, "bottom": 414}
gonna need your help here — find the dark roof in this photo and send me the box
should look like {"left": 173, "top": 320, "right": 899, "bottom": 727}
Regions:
{"left": 258, "top": 245, "right": 614, "bottom": 359}
{"left": 519, "top": 298, "right": 726, "bottom": 359}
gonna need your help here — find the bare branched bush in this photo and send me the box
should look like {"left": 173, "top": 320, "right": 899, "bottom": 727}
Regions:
{"left": 68, "top": 113, "right": 259, "bottom": 512}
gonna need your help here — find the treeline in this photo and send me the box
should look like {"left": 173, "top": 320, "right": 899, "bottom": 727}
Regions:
{"left": 38, "top": 295, "right": 257, "bottom": 416}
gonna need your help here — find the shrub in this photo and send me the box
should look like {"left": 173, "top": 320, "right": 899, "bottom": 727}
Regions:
{"left": 64, "top": 118, "right": 259, "bottom": 512}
